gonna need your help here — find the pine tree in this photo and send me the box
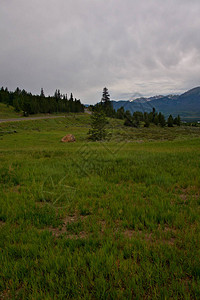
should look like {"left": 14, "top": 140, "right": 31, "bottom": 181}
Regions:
{"left": 158, "top": 112, "right": 166, "bottom": 127}
{"left": 177, "top": 115, "right": 181, "bottom": 126}
{"left": 116, "top": 107, "right": 125, "bottom": 119}
{"left": 101, "top": 87, "right": 110, "bottom": 106}
{"left": 88, "top": 110, "right": 107, "bottom": 141}
{"left": 167, "top": 114, "right": 174, "bottom": 127}
{"left": 40, "top": 88, "right": 45, "bottom": 97}
{"left": 70, "top": 93, "right": 74, "bottom": 101}
{"left": 153, "top": 114, "right": 159, "bottom": 125}
{"left": 174, "top": 115, "right": 181, "bottom": 126}
{"left": 144, "top": 113, "right": 150, "bottom": 127}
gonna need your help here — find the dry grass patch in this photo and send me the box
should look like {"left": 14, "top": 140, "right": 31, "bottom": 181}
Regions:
{"left": 124, "top": 227, "right": 177, "bottom": 245}
{"left": 12, "top": 185, "right": 21, "bottom": 194}
{"left": 124, "top": 229, "right": 153, "bottom": 242}
{"left": 0, "top": 221, "right": 6, "bottom": 227}
{"left": 0, "top": 284, "right": 24, "bottom": 300}
{"left": 45, "top": 213, "right": 88, "bottom": 238}
{"left": 49, "top": 227, "right": 87, "bottom": 239}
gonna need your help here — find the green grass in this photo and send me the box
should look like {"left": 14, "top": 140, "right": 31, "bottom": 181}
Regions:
{"left": 0, "top": 115, "right": 200, "bottom": 299}
{"left": 0, "top": 102, "right": 68, "bottom": 119}
{"left": 0, "top": 103, "right": 22, "bottom": 119}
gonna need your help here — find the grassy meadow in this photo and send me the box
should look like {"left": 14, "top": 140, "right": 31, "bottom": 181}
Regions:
{"left": 0, "top": 103, "right": 22, "bottom": 119}
{"left": 0, "top": 114, "right": 200, "bottom": 299}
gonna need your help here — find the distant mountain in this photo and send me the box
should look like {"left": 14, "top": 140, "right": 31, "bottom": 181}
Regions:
{"left": 112, "top": 87, "right": 200, "bottom": 121}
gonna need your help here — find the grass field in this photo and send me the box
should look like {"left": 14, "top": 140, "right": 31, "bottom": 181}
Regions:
{"left": 0, "top": 115, "right": 200, "bottom": 299}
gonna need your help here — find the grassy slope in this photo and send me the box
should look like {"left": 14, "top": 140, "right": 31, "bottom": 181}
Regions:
{"left": 0, "top": 115, "right": 200, "bottom": 299}
{"left": 0, "top": 103, "right": 68, "bottom": 119}
{"left": 0, "top": 103, "right": 22, "bottom": 119}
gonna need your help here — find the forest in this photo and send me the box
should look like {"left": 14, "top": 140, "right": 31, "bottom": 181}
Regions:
{"left": 0, "top": 87, "right": 84, "bottom": 116}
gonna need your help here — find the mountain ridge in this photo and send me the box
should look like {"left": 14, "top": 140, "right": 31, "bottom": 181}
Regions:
{"left": 112, "top": 86, "right": 200, "bottom": 121}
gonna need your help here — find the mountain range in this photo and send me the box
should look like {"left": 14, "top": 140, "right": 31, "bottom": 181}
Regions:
{"left": 112, "top": 87, "right": 200, "bottom": 121}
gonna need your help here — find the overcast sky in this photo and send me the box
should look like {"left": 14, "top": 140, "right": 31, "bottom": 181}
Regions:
{"left": 0, "top": 0, "right": 200, "bottom": 104}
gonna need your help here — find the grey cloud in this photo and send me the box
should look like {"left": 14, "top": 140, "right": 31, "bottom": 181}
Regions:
{"left": 0, "top": 0, "right": 200, "bottom": 104}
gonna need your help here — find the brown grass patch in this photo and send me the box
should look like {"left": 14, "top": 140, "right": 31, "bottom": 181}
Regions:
{"left": 162, "top": 237, "right": 176, "bottom": 245}
{"left": 99, "top": 220, "right": 106, "bottom": 233}
{"left": 175, "top": 186, "right": 199, "bottom": 201}
{"left": 0, "top": 284, "right": 24, "bottom": 299}
{"left": 49, "top": 227, "right": 87, "bottom": 239}
{"left": 12, "top": 185, "right": 21, "bottom": 194}
{"left": 45, "top": 213, "right": 88, "bottom": 238}
{"left": 124, "top": 227, "right": 176, "bottom": 245}
{"left": 162, "top": 225, "right": 177, "bottom": 233}
{"left": 0, "top": 220, "right": 6, "bottom": 227}
{"left": 62, "top": 214, "right": 87, "bottom": 225}
{"left": 124, "top": 229, "right": 152, "bottom": 242}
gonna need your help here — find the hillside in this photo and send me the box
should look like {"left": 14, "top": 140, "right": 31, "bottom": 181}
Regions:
{"left": 0, "top": 103, "right": 22, "bottom": 119}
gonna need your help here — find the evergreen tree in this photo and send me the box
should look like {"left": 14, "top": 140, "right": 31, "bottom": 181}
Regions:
{"left": 144, "top": 115, "right": 150, "bottom": 127}
{"left": 15, "top": 87, "right": 21, "bottom": 95}
{"left": 158, "top": 112, "right": 166, "bottom": 127}
{"left": 167, "top": 115, "right": 174, "bottom": 127}
{"left": 40, "top": 88, "right": 45, "bottom": 97}
{"left": 70, "top": 93, "right": 74, "bottom": 101}
{"left": 177, "top": 115, "right": 181, "bottom": 126}
{"left": 124, "top": 110, "right": 140, "bottom": 127}
{"left": 153, "top": 114, "right": 159, "bottom": 125}
{"left": 124, "top": 110, "right": 132, "bottom": 125}
{"left": 54, "top": 90, "right": 58, "bottom": 100}
{"left": 99, "top": 87, "right": 115, "bottom": 117}
{"left": 152, "top": 107, "right": 156, "bottom": 122}
{"left": 133, "top": 111, "right": 143, "bottom": 122}
{"left": 57, "top": 89, "right": 61, "bottom": 99}
{"left": 116, "top": 107, "right": 125, "bottom": 119}
{"left": 174, "top": 115, "right": 181, "bottom": 126}
{"left": 101, "top": 87, "right": 111, "bottom": 107}
{"left": 88, "top": 110, "right": 107, "bottom": 141}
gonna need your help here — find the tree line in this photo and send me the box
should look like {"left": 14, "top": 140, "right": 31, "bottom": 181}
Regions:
{"left": 120, "top": 107, "right": 181, "bottom": 128}
{"left": 88, "top": 87, "right": 181, "bottom": 140}
{"left": 92, "top": 87, "right": 181, "bottom": 125}
{"left": 0, "top": 87, "right": 84, "bottom": 116}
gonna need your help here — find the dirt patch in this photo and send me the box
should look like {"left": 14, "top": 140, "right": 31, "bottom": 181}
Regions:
{"left": 180, "top": 193, "right": 187, "bottom": 202}
{"left": 161, "top": 225, "right": 177, "bottom": 234}
{"left": 157, "top": 225, "right": 177, "bottom": 245}
{"left": 0, "top": 221, "right": 6, "bottom": 227}
{"left": 124, "top": 229, "right": 152, "bottom": 242}
{"left": 45, "top": 213, "right": 88, "bottom": 238}
{"left": 0, "top": 289, "right": 10, "bottom": 299}
{"left": 12, "top": 185, "right": 21, "bottom": 194}
{"left": 99, "top": 220, "right": 107, "bottom": 233}
{"left": 0, "top": 284, "right": 24, "bottom": 299}
{"left": 124, "top": 228, "right": 176, "bottom": 245}
{"left": 175, "top": 186, "right": 199, "bottom": 202}
{"left": 49, "top": 227, "right": 87, "bottom": 239}
{"left": 62, "top": 214, "right": 87, "bottom": 225}
{"left": 163, "top": 238, "right": 175, "bottom": 245}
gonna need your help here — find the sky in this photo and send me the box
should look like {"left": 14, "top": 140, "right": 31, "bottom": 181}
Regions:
{"left": 0, "top": 0, "right": 200, "bottom": 104}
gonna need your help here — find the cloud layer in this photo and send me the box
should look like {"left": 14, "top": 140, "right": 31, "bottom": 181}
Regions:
{"left": 1, "top": 0, "right": 200, "bottom": 103}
